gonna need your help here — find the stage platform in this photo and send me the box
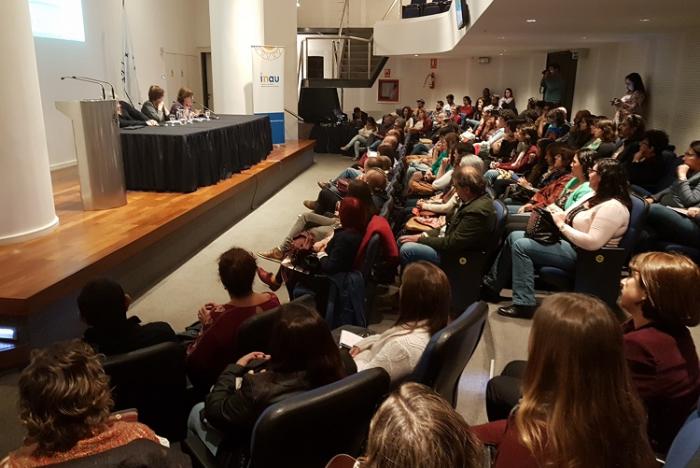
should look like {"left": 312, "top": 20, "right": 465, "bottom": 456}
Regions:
{"left": 0, "top": 140, "right": 315, "bottom": 369}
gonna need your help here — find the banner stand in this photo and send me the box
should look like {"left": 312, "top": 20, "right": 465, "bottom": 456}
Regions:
{"left": 252, "top": 45, "right": 285, "bottom": 145}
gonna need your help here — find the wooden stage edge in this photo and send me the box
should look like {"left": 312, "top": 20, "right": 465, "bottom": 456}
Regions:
{"left": 0, "top": 139, "right": 315, "bottom": 367}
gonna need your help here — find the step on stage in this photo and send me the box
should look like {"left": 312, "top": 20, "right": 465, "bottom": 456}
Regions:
{"left": 0, "top": 140, "right": 315, "bottom": 369}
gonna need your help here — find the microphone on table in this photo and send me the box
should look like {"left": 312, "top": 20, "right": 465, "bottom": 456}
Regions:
{"left": 193, "top": 100, "right": 219, "bottom": 119}
{"left": 61, "top": 75, "right": 106, "bottom": 100}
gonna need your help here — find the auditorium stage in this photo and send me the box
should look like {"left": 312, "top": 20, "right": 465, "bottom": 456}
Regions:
{"left": 0, "top": 140, "right": 315, "bottom": 369}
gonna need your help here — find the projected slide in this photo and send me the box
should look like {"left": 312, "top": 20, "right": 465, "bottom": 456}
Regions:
{"left": 28, "top": 0, "right": 85, "bottom": 42}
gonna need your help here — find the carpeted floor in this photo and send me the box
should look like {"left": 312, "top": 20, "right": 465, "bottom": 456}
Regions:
{"left": 4, "top": 152, "right": 695, "bottom": 458}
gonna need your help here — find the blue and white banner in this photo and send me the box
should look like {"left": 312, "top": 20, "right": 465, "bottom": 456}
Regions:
{"left": 252, "top": 46, "right": 285, "bottom": 144}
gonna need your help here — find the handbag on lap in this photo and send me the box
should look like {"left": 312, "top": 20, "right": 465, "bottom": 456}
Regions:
{"left": 524, "top": 207, "right": 561, "bottom": 245}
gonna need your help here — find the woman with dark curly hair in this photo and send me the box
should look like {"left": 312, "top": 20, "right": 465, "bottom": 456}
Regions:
{"left": 484, "top": 158, "right": 632, "bottom": 318}
{"left": 3, "top": 340, "right": 164, "bottom": 466}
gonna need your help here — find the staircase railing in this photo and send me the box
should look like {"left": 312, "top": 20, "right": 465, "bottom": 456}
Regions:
{"left": 300, "top": 35, "right": 373, "bottom": 82}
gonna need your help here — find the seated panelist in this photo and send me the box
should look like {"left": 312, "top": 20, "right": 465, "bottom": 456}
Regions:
{"left": 170, "top": 87, "right": 199, "bottom": 117}
{"left": 141, "top": 85, "right": 169, "bottom": 123}
{"left": 117, "top": 100, "right": 157, "bottom": 128}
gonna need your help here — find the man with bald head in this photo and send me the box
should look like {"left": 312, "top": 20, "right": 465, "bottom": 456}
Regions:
{"left": 398, "top": 166, "right": 495, "bottom": 266}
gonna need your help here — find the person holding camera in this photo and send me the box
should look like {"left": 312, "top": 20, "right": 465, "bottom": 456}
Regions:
{"left": 612, "top": 72, "right": 646, "bottom": 124}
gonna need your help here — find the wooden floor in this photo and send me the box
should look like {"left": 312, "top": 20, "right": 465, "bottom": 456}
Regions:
{"left": 0, "top": 140, "right": 315, "bottom": 316}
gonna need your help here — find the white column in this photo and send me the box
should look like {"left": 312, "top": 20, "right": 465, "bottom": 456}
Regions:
{"left": 209, "top": 0, "right": 264, "bottom": 114}
{"left": 0, "top": 0, "right": 58, "bottom": 244}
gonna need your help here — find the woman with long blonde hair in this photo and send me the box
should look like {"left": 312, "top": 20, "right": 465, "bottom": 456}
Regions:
{"left": 473, "top": 293, "right": 656, "bottom": 468}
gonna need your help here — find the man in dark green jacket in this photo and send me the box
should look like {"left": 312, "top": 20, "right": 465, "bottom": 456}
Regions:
{"left": 399, "top": 166, "right": 496, "bottom": 266}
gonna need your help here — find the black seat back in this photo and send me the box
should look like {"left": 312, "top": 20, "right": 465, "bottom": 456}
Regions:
{"left": 248, "top": 368, "right": 390, "bottom": 468}
{"left": 408, "top": 301, "right": 488, "bottom": 407}
{"left": 232, "top": 295, "right": 316, "bottom": 361}
{"left": 102, "top": 341, "right": 187, "bottom": 441}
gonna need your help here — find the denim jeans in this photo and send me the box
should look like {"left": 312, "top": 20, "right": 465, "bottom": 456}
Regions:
{"left": 644, "top": 204, "right": 700, "bottom": 248}
{"left": 400, "top": 242, "right": 441, "bottom": 266}
{"left": 188, "top": 402, "right": 223, "bottom": 456}
{"left": 343, "top": 134, "right": 368, "bottom": 158}
{"left": 484, "top": 231, "right": 577, "bottom": 306}
{"left": 332, "top": 167, "right": 362, "bottom": 183}
{"left": 280, "top": 212, "right": 338, "bottom": 251}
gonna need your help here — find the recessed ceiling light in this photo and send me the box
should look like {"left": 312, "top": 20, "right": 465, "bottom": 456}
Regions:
{"left": 526, "top": 18, "right": 536, "bottom": 23}
{"left": 640, "top": 18, "right": 650, "bottom": 22}
{"left": 497, "top": 36, "right": 505, "bottom": 40}
{"left": 414, "top": 54, "right": 419, "bottom": 57}
{"left": 499, "top": 53, "right": 504, "bottom": 56}
{"left": 581, "top": 36, "right": 587, "bottom": 39}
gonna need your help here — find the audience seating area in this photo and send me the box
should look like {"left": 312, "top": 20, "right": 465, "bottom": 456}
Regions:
{"left": 7, "top": 84, "right": 700, "bottom": 467}
{"left": 402, "top": 0, "right": 452, "bottom": 19}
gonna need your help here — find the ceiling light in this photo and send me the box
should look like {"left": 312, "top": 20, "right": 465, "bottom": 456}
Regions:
{"left": 497, "top": 36, "right": 505, "bottom": 40}
{"left": 414, "top": 54, "right": 419, "bottom": 57}
{"left": 297, "top": 1, "right": 300, "bottom": 7}
{"left": 526, "top": 18, "right": 536, "bottom": 23}
{"left": 581, "top": 36, "right": 587, "bottom": 39}
{"left": 640, "top": 18, "right": 650, "bottom": 22}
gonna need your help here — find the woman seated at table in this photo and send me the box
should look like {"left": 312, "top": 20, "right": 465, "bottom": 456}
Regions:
{"left": 483, "top": 158, "right": 631, "bottom": 319}
{"left": 141, "top": 85, "right": 169, "bottom": 123}
{"left": 640, "top": 140, "right": 700, "bottom": 249}
{"left": 349, "top": 261, "right": 449, "bottom": 382}
{"left": 117, "top": 100, "right": 157, "bottom": 128}
{"left": 170, "top": 87, "right": 197, "bottom": 116}
{"left": 188, "top": 302, "right": 346, "bottom": 460}
{"left": 472, "top": 293, "right": 656, "bottom": 468}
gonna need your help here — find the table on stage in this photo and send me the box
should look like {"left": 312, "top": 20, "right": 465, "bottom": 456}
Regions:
{"left": 120, "top": 115, "right": 273, "bottom": 193}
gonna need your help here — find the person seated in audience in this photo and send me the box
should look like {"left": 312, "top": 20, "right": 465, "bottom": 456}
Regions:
{"left": 483, "top": 158, "right": 631, "bottom": 318}
{"left": 188, "top": 303, "right": 346, "bottom": 458}
{"left": 499, "top": 88, "right": 517, "bottom": 114}
{"left": 539, "top": 108, "right": 569, "bottom": 140}
{"left": 170, "top": 87, "right": 196, "bottom": 116}
{"left": 463, "top": 97, "right": 485, "bottom": 129}
{"left": 473, "top": 109, "right": 517, "bottom": 157}
{"left": 186, "top": 247, "right": 280, "bottom": 390}
{"left": 405, "top": 108, "right": 432, "bottom": 151}
{"left": 351, "top": 107, "right": 369, "bottom": 128}
{"left": 369, "top": 114, "right": 396, "bottom": 150}
{"left": 318, "top": 154, "right": 391, "bottom": 193}
{"left": 473, "top": 293, "right": 657, "bottom": 468}
{"left": 445, "top": 94, "right": 457, "bottom": 115}
{"left": 349, "top": 261, "right": 449, "bottom": 382}
{"left": 582, "top": 118, "right": 617, "bottom": 157}
{"left": 399, "top": 166, "right": 495, "bottom": 266}
{"left": 558, "top": 109, "right": 593, "bottom": 148}
{"left": 613, "top": 72, "right": 647, "bottom": 124}
{"left": 78, "top": 278, "right": 176, "bottom": 355}
{"left": 117, "top": 100, "right": 157, "bottom": 127}
{"left": 261, "top": 180, "right": 377, "bottom": 264}
{"left": 414, "top": 97, "right": 426, "bottom": 115}
{"left": 141, "top": 85, "right": 169, "bottom": 123}
{"left": 612, "top": 113, "right": 645, "bottom": 162}
{"left": 485, "top": 125, "right": 539, "bottom": 183}
{"left": 3, "top": 340, "right": 168, "bottom": 466}
{"left": 336, "top": 383, "right": 483, "bottom": 468}
{"left": 403, "top": 131, "right": 458, "bottom": 194}
{"left": 620, "top": 252, "right": 700, "bottom": 453}
{"left": 510, "top": 145, "right": 575, "bottom": 214}
{"left": 306, "top": 163, "right": 387, "bottom": 216}
{"left": 640, "top": 140, "right": 700, "bottom": 249}
{"left": 258, "top": 196, "right": 369, "bottom": 293}
{"left": 503, "top": 150, "right": 594, "bottom": 233}
{"left": 340, "top": 117, "right": 378, "bottom": 159}
{"left": 625, "top": 129, "right": 671, "bottom": 195}
{"left": 459, "top": 95, "right": 474, "bottom": 120}
{"left": 485, "top": 254, "right": 700, "bottom": 455}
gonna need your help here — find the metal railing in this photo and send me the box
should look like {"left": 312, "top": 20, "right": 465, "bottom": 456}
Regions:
{"left": 300, "top": 35, "right": 373, "bottom": 82}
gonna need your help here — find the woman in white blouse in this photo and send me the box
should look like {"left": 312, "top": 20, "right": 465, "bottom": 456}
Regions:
{"left": 483, "top": 158, "right": 632, "bottom": 318}
{"left": 350, "top": 261, "right": 449, "bottom": 382}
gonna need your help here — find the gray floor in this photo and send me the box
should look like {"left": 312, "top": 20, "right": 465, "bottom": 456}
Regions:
{"left": 9, "top": 153, "right": 696, "bottom": 456}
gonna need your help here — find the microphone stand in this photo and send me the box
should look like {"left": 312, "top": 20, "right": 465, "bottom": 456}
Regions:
{"left": 61, "top": 75, "right": 106, "bottom": 99}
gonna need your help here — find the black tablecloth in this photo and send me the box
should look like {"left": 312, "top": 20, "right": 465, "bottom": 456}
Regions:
{"left": 310, "top": 124, "right": 358, "bottom": 154}
{"left": 120, "top": 115, "right": 273, "bottom": 192}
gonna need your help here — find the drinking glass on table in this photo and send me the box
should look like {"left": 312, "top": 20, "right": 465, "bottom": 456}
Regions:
{"left": 168, "top": 114, "right": 176, "bottom": 126}
{"left": 204, "top": 109, "right": 211, "bottom": 120}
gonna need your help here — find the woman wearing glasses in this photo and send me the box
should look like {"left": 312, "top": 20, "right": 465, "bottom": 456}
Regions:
{"left": 483, "top": 158, "right": 631, "bottom": 318}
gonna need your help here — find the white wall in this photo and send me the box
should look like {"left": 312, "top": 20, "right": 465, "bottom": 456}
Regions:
{"left": 572, "top": 31, "right": 700, "bottom": 150}
{"left": 298, "top": 0, "right": 397, "bottom": 29}
{"left": 343, "top": 53, "right": 546, "bottom": 115}
{"left": 36, "top": 0, "right": 210, "bottom": 168}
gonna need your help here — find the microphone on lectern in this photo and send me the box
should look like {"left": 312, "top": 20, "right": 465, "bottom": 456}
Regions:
{"left": 61, "top": 75, "right": 106, "bottom": 100}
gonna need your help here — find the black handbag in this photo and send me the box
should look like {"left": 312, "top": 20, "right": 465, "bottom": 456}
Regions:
{"left": 524, "top": 207, "right": 561, "bottom": 245}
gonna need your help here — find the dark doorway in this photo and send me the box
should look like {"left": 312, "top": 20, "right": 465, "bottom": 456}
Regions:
{"left": 307, "top": 56, "right": 324, "bottom": 79}
{"left": 546, "top": 50, "right": 577, "bottom": 118}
